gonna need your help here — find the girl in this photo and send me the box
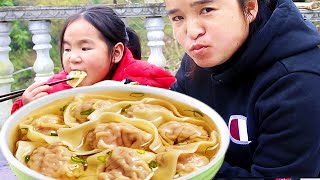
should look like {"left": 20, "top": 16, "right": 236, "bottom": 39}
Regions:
{"left": 12, "top": 6, "right": 176, "bottom": 114}
{"left": 165, "top": 0, "right": 320, "bottom": 177}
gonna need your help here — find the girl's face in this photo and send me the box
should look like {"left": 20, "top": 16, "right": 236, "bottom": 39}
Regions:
{"left": 62, "top": 18, "right": 112, "bottom": 87}
{"left": 165, "top": 0, "right": 256, "bottom": 68}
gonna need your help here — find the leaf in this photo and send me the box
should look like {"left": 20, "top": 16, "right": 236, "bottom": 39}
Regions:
{"left": 60, "top": 104, "right": 68, "bottom": 112}
{"left": 71, "top": 156, "right": 86, "bottom": 164}
{"left": 135, "top": 149, "right": 145, "bottom": 154}
{"left": 97, "top": 156, "right": 107, "bottom": 163}
{"left": 184, "top": 109, "right": 204, "bottom": 117}
{"left": 25, "top": 155, "right": 30, "bottom": 163}
{"left": 148, "top": 160, "right": 158, "bottom": 169}
{"left": 50, "top": 132, "right": 58, "bottom": 136}
{"left": 129, "top": 92, "right": 145, "bottom": 97}
{"left": 80, "top": 108, "right": 95, "bottom": 115}
{"left": 121, "top": 104, "right": 132, "bottom": 113}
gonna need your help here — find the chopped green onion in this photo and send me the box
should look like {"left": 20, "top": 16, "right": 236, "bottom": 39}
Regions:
{"left": 121, "top": 104, "right": 132, "bottom": 113}
{"left": 19, "top": 128, "right": 28, "bottom": 134}
{"left": 148, "top": 160, "right": 158, "bottom": 169}
{"left": 50, "top": 132, "right": 58, "bottom": 136}
{"left": 60, "top": 104, "right": 69, "bottom": 112}
{"left": 25, "top": 155, "right": 30, "bottom": 163}
{"left": 129, "top": 92, "right": 144, "bottom": 98}
{"left": 80, "top": 108, "right": 95, "bottom": 115}
{"left": 184, "top": 110, "right": 204, "bottom": 117}
{"left": 67, "top": 147, "right": 75, "bottom": 152}
{"left": 135, "top": 149, "right": 145, "bottom": 154}
{"left": 71, "top": 156, "right": 86, "bottom": 164}
{"left": 106, "top": 151, "right": 112, "bottom": 156}
{"left": 205, "top": 145, "right": 217, "bottom": 154}
{"left": 193, "top": 110, "right": 204, "bottom": 117}
{"left": 97, "top": 156, "right": 107, "bottom": 163}
{"left": 178, "top": 141, "right": 188, "bottom": 145}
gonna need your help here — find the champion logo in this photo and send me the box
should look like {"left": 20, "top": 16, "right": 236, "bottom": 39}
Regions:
{"left": 228, "top": 115, "right": 251, "bottom": 145}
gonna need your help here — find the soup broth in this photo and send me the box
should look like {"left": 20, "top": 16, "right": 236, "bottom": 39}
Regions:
{"left": 12, "top": 90, "right": 220, "bottom": 180}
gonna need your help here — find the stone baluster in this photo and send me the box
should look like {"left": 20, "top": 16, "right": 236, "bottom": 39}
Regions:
{"left": 0, "top": 22, "right": 14, "bottom": 127}
{"left": 144, "top": 17, "right": 166, "bottom": 68}
{"left": 29, "top": 20, "right": 54, "bottom": 82}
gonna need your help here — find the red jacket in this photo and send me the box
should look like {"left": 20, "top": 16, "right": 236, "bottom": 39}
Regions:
{"left": 11, "top": 49, "right": 176, "bottom": 114}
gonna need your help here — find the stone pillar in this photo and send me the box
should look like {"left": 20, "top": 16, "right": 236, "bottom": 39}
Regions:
{"left": 144, "top": 17, "right": 166, "bottom": 68}
{"left": 29, "top": 20, "right": 54, "bottom": 82}
{"left": 121, "top": 17, "right": 128, "bottom": 26}
{"left": 0, "top": 22, "right": 14, "bottom": 127}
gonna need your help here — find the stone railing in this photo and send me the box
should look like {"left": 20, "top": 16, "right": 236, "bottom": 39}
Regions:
{"left": 0, "top": 3, "right": 168, "bottom": 127}
{"left": 0, "top": 2, "right": 320, "bottom": 127}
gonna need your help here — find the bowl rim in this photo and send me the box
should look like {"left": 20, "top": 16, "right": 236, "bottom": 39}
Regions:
{"left": 0, "top": 85, "right": 230, "bottom": 180}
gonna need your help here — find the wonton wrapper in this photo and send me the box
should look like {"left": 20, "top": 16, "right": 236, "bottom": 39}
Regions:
{"left": 153, "top": 151, "right": 180, "bottom": 180}
{"left": 81, "top": 147, "right": 156, "bottom": 180}
{"left": 67, "top": 71, "right": 87, "bottom": 88}
{"left": 58, "top": 112, "right": 163, "bottom": 155}
{"left": 64, "top": 99, "right": 99, "bottom": 127}
{"left": 19, "top": 115, "right": 67, "bottom": 144}
{"left": 15, "top": 141, "right": 47, "bottom": 165}
{"left": 158, "top": 121, "right": 209, "bottom": 145}
{"left": 153, "top": 150, "right": 211, "bottom": 179}
{"left": 64, "top": 95, "right": 127, "bottom": 127}
{"left": 176, "top": 153, "right": 209, "bottom": 177}
{"left": 89, "top": 98, "right": 198, "bottom": 128}
{"left": 87, "top": 100, "right": 144, "bottom": 120}
{"left": 153, "top": 113, "right": 217, "bottom": 147}
{"left": 16, "top": 141, "right": 85, "bottom": 179}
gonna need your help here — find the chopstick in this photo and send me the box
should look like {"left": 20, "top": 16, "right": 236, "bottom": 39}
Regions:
{"left": 0, "top": 77, "right": 74, "bottom": 103}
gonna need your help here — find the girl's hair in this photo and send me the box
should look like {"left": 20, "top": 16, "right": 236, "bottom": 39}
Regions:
{"left": 188, "top": 0, "right": 275, "bottom": 78}
{"left": 59, "top": 6, "right": 142, "bottom": 69}
{"left": 126, "top": 26, "right": 142, "bottom": 59}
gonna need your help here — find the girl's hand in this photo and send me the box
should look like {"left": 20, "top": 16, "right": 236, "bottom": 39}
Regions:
{"left": 21, "top": 81, "right": 52, "bottom": 105}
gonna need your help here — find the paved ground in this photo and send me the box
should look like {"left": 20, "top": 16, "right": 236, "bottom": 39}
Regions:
{"left": 0, "top": 150, "right": 17, "bottom": 179}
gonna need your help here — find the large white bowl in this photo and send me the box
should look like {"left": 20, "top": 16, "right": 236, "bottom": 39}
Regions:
{"left": 0, "top": 85, "right": 229, "bottom": 180}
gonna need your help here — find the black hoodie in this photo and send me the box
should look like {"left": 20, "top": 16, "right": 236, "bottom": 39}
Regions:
{"left": 171, "top": 0, "right": 320, "bottom": 177}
